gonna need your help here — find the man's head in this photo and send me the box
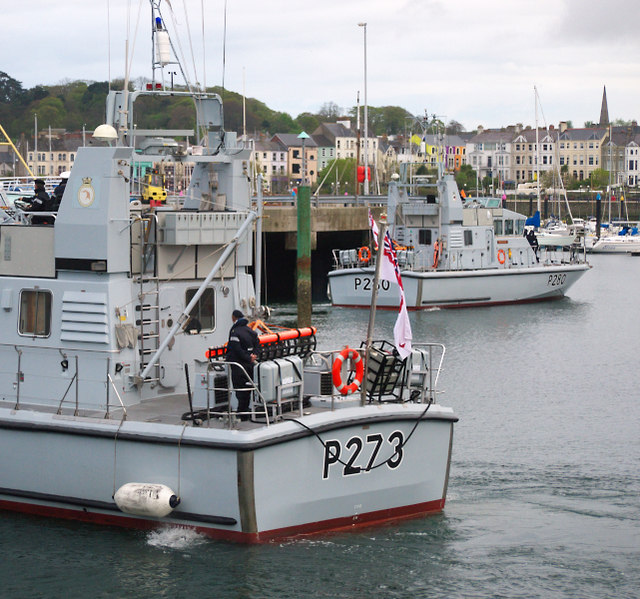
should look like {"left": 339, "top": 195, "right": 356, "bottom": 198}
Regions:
{"left": 232, "top": 309, "right": 244, "bottom": 322}
{"left": 34, "top": 179, "right": 45, "bottom": 188}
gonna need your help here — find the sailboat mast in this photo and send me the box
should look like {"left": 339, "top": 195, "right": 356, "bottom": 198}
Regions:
{"left": 535, "top": 87, "right": 541, "bottom": 215}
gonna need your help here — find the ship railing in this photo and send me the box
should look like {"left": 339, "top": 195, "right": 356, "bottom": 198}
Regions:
{"left": 188, "top": 360, "right": 304, "bottom": 428}
{"left": 304, "top": 342, "right": 445, "bottom": 407}
{"left": 537, "top": 240, "right": 588, "bottom": 265}
{"left": 404, "top": 342, "right": 445, "bottom": 405}
{"left": 331, "top": 248, "right": 416, "bottom": 271}
{"left": 6, "top": 343, "right": 126, "bottom": 417}
{"left": 0, "top": 175, "right": 62, "bottom": 194}
{"left": 4, "top": 206, "right": 57, "bottom": 225}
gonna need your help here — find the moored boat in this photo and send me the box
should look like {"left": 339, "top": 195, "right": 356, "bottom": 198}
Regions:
{"left": 588, "top": 225, "right": 640, "bottom": 253}
{"left": 328, "top": 157, "right": 590, "bottom": 309}
{"left": 0, "top": 1, "right": 456, "bottom": 543}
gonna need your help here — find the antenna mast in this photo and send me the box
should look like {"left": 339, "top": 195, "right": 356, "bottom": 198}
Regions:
{"left": 150, "top": 0, "right": 188, "bottom": 90}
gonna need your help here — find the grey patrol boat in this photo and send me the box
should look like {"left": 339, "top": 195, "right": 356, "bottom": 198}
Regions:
{"left": 0, "top": 2, "right": 456, "bottom": 543}
{"left": 328, "top": 131, "right": 590, "bottom": 310}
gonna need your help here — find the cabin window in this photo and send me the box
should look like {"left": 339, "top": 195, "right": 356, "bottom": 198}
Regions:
{"left": 19, "top": 290, "right": 52, "bottom": 337}
{"left": 505, "top": 220, "right": 514, "bottom": 235}
{"left": 516, "top": 220, "right": 525, "bottom": 235}
{"left": 418, "top": 229, "right": 432, "bottom": 245}
{"left": 464, "top": 230, "right": 473, "bottom": 246}
{"left": 185, "top": 288, "right": 215, "bottom": 333}
{"left": 494, "top": 220, "right": 503, "bottom": 235}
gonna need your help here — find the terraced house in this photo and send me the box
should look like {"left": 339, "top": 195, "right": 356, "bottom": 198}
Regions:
{"left": 557, "top": 123, "right": 606, "bottom": 182}
{"left": 466, "top": 128, "right": 513, "bottom": 185}
{"left": 511, "top": 127, "right": 554, "bottom": 182}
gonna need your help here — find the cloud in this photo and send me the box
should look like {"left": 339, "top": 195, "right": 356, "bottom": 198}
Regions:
{"left": 559, "top": 0, "right": 640, "bottom": 44}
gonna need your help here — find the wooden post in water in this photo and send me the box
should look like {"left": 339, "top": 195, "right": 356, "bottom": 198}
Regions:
{"left": 361, "top": 215, "right": 387, "bottom": 406}
{"left": 296, "top": 184, "right": 312, "bottom": 327}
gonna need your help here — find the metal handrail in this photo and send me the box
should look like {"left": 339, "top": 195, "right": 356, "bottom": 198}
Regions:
{"left": 107, "top": 374, "right": 128, "bottom": 419}
{"left": 204, "top": 361, "right": 272, "bottom": 427}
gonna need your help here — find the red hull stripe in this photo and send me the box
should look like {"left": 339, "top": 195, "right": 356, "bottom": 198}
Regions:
{"left": 0, "top": 497, "right": 445, "bottom": 544}
{"left": 332, "top": 295, "right": 563, "bottom": 311}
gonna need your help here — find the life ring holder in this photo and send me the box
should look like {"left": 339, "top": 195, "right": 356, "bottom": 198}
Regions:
{"left": 358, "top": 246, "right": 371, "bottom": 263}
{"left": 497, "top": 248, "right": 506, "bottom": 264}
{"left": 332, "top": 347, "right": 364, "bottom": 395}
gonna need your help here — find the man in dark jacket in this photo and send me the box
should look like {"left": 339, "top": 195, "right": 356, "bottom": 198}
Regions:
{"left": 52, "top": 172, "right": 69, "bottom": 210}
{"left": 22, "top": 179, "right": 54, "bottom": 224}
{"left": 226, "top": 310, "right": 259, "bottom": 420}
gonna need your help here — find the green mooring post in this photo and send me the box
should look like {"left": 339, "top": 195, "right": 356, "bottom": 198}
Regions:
{"left": 296, "top": 185, "right": 312, "bottom": 327}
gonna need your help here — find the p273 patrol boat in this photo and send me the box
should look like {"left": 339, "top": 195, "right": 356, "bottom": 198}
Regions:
{"left": 328, "top": 161, "right": 590, "bottom": 309}
{"left": 0, "top": 3, "right": 456, "bottom": 543}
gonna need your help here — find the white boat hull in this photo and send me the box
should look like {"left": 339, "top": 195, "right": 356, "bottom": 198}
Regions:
{"left": 589, "top": 237, "right": 640, "bottom": 253}
{"left": 0, "top": 403, "right": 455, "bottom": 543}
{"left": 329, "top": 263, "right": 590, "bottom": 309}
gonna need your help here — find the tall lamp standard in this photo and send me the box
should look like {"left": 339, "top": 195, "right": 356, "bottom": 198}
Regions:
{"left": 358, "top": 22, "right": 368, "bottom": 195}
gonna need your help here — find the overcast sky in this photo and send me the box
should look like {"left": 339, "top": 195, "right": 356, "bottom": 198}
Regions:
{"left": 4, "top": 0, "right": 640, "bottom": 131}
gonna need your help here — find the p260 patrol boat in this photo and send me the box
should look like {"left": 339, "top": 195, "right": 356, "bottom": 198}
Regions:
{"left": 328, "top": 159, "right": 590, "bottom": 310}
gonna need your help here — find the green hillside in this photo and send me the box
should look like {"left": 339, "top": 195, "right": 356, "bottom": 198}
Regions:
{"left": 0, "top": 71, "right": 414, "bottom": 140}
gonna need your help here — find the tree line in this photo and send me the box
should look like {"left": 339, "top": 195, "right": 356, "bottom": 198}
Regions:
{"left": 0, "top": 71, "right": 419, "bottom": 141}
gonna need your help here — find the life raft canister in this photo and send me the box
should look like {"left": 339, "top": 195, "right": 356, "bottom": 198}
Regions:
{"left": 331, "top": 347, "right": 364, "bottom": 395}
{"left": 358, "top": 246, "right": 371, "bottom": 263}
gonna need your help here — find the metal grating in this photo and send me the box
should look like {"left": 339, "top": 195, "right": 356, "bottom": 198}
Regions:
{"left": 60, "top": 291, "right": 109, "bottom": 344}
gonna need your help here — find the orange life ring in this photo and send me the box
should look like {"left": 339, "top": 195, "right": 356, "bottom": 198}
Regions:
{"left": 332, "top": 347, "right": 364, "bottom": 395}
{"left": 433, "top": 240, "right": 440, "bottom": 268}
{"left": 358, "top": 246, "right": 371, "bottom": 263}
{"left": 497, "top": 249, "right": 506, "bottom": 264}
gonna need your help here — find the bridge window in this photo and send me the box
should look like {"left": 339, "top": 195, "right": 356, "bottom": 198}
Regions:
{"left": 464, "top": 230, "right": 473, "bottom": 246}
{"left": 494, "top": 220, "right": 503, "bottom": 235}
{"left": 505, "top": 220, "right": 514, "bottom": 235}
{"left": 19, "top": 290, "right": 52, "bottom": 337}
{"left": 185, "top": 288, "right": 215, "bottom": 333}
{"left": 418, "top": 229, "right": 432, "bottom": 245}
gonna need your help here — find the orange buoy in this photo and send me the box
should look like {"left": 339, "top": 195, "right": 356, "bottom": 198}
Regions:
{"left": 331, "top": 347, "right": 364, "bottom": 395}
{"left": 358, "top": 246, "right": 371, "bottom": 263}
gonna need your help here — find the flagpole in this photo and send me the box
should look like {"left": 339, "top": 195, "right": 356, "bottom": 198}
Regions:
{"left": 361, "top": 214, "right": 387, "bottom": 406}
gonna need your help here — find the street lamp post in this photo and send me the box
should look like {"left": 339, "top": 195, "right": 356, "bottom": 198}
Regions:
{"left": 358, "top": 22, "right": 368, "bottom": 195}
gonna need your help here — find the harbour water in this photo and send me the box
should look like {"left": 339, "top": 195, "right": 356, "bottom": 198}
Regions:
{"left": 1, "top": 254, "right": 639, "bottom": 598}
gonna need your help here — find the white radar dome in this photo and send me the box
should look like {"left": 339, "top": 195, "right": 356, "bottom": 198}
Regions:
{"left": 92, "top": 124, "right": 118, "bottom": 142}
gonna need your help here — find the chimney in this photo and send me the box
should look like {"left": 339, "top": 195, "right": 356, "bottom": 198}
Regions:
{"left": 559, "top": 121, "right": 568, "bottom": 133}
{"left": 477, "top": 125, "right": 484, "bottom": 134}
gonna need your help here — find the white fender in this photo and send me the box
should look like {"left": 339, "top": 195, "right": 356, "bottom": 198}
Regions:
{"left": 114, "top": 483, "right": 180, "bottom": 518}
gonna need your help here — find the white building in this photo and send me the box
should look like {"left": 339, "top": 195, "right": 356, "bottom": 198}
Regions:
{"left": 466, "top": 129, "right": 513, "bottom": 184}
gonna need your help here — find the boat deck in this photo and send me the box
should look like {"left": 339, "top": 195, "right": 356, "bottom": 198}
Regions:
{"left": 2, "top": 393, "right": 330, "bottom": 431}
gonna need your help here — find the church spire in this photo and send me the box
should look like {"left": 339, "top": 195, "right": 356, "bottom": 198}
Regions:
{"left": 599, "top": 86, "right": 609, "bottom": 127}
